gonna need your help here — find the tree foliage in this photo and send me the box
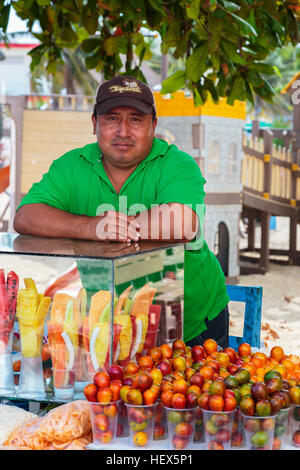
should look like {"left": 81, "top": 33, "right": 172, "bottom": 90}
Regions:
{"left": 0, "top": 0, "right": 299, "bottom": 105}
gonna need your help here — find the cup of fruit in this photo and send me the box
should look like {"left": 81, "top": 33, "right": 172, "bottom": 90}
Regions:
{"left": 289, "top": 404, "right": 300, "bottom": 448}
{"left": 165, "top": 406, "right": 197, "bottom": 450}
{"left": 202, "top": 408, "right": 235, "bottom": 450}
{"left": 154, "top": 400, "right": 168, "bottom": 441}
{"left": 83, "top": 368, "right": 124, "bottom": 446}
{"left": 242, "top": 413, "right": 277, "bottom": 450}
{"left": 90, "top": 400, "right": 120, "bottom": 446}
{"left": 274, "top": 405, "right": 292, "bottom": 450}
{"left": 125, "top": 402, "right": 158, "bottom": 448}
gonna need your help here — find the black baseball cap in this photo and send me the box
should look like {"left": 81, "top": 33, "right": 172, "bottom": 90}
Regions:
{"left": 94, "top": 75, "right": 156, "bottom": 115}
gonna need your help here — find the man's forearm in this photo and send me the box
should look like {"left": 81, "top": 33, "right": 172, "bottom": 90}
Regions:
{"left": 14, "top": 204, "right": 101, "bottom": 240}
{"left": 132, "top": 203, "right": 199, "bottom": 242}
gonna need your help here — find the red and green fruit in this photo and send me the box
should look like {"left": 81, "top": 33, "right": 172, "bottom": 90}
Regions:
{"left": 94, "top": 371, "right": 110, "bottom": 389}
{"left": 94, "top": 413, "right": 109, "bottom": 432}
{"left": 172, "top": 435, "right": 189, "bottom": 450}
{"left": 107, "top": 364, "right": 123, "bottom": 382}
{"left": 250, "top": 430, "right": 269, "bottom": 448}
{"left": 251, "top": 382, "right": 269, "bottom": 401}
{"left": 191, "top": 345, "right": 205, "bottom": 362}
{"left": 255, "top": 399, "right": 272, "bottom": 417}
{"left": 174, "top": 422, "right": 193, "bottom": 438}
{"left": 215, "top": 428, "right": 231, "bottom": 444}
{"left": 292, "top": 430, "right": 300, "bottom": 447}
{"left": 83, "top": 383, "right": 98, "bottom": 402}
{"left": 207, "top": 440, "right": 224, "bottom": 450}
{"left": 240, "top": 396, "right": 255, "bottom": 416}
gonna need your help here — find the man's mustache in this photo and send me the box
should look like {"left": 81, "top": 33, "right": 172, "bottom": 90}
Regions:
{"left": 111, "top": 139, "right": 135, "bottom": 145}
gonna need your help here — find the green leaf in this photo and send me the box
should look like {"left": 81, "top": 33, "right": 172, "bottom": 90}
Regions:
{"left": 194, "top": 23, "right": 208, "bottom": 40}
{"left": 208, "top": 16, "right": 223, "bottom": 51}
{"left": 61, "top": 24, "right": 78, "bottom": 43}
{"left": 186, "top": 0, "right": 200, "bottom": 20}
{"left": 186, "top": 43, "right": 209, "bottom": 82}
{"left": 227, "top": 11, "right": 258, "bottom": 36}
{"left": 210, "top": 51, "right": 220, "bottom": 70}
{"left": 0, "top": 4, "right": 10, "bottom": 32}
{"left": 250, "top": 62, "right": 276, "bottom": 75}
{"left": 147, "top": 0, "right": 164, "bottom": 15}
{"left": 36, "top": 0, "right": 50, "bottom": 5}
{"left": 81, "top": 4, "right": 99, "bottom": 35}
{"left": 104, "top": 36, "right": 118, "bottom": 56}
{"left": 227, "top": 75, "right": 246, "bottom": 105}
{"left": 221, "top": 41, "right": 246, "bottom": 65}
{"left": 161, "top": 70, "right": 186, "bottom": 94}
{"left": 220, "top": 1, "right": 241, "bottom": 13}
{"left": 81, "top": 37, "right": 102, "bottom": 53}
{"left": 85, "top": 49, "right": 102, "bottom": 69}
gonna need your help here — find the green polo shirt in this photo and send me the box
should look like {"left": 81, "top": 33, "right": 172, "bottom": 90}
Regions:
{"left": 17, "top": 138, "right": 229, "bottom": 342}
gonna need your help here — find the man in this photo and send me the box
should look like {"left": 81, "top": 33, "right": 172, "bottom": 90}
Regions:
{"left": 13, "top": 75, "right": 230, "bottom": 348}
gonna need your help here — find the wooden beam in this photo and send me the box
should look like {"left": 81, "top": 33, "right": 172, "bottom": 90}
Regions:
{"left": 243, "top": 191, "right": 297, "bottom": 218}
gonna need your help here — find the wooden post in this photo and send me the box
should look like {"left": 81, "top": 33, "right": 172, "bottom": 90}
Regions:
{"left": 247, "top": 215, "right": 256, "bottom": 251}
{"left": 260, "top": 212, "right": 270, "bottom": 271}
{"left": 289, "top": 217, "right": 297, "bottom": 263}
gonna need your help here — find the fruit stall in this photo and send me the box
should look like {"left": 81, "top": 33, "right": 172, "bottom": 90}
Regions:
{"left": 0, "top": 232, "right": 299, "bottom": 451}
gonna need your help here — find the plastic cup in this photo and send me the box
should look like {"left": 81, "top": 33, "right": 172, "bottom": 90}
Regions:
{"left": 154, "top": 400, "right": 168, "bottom": 442}
{"left": 125, "top": 402, "right": 158, "bottom": 448}
{"left": 74, "top": 348, "right": 90, "bottom": 393}
{"left": 193, "top": 408, "right": 205, "bottom": 444}
{"left": 231, "top": 407, "right": 245, "bottom": 448}
{"left": 17, "top": 356, "right": 45, "bottom": 399}
{"left": 242, "top": 413, "right": 277, "bottom": 450}
{"left": 116, "top": 400, "right": 129, "bottom": 438}
{"left": 289, "top": 405, "right": 300, "bottom": 448}
{"left": 52, "top": 368, "right": 75, "bottom": 400}
{"left": 165, "top": 406, "right": 197, "bottom": 450}
{"left": 0, "top": 352, "right": 15, "bottom": 396}
{"left": 274, "top": 406, "right": 292, "bottom": 450}
{"left": 90, "top": 400, "right": 120, "bottom": 446}
{"left": 202, "top": 408, "right": 235, "bottom": 450}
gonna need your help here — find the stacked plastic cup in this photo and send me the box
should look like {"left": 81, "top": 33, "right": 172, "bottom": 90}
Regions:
{"left": 242, "top": 413, "right": 277, "bottom": 450}
{"left": 126, "top": 403, "right": 158, "bottom": 448}
{"left": 165, "top": 406, "right": 197, "bottom": 450}
{"left": 274, "top": 406, "right": 292, "bottom": 450}
{"left": 202, "top": 409, "right": 235, "bottom": 450}
{"left": 90, "top": 400, "right": 120, "bottom": 446}
{"left": 289, "top": 405, "right": 300, "bottom": 448}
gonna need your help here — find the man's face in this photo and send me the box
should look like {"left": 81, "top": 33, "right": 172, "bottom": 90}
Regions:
{"left": 92, "top": 106, "right": 157, "bottom": 169}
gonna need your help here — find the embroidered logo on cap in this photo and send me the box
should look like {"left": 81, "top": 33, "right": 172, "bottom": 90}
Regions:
{"left": 109, "top": 80, "right": 142, "bottom": 94}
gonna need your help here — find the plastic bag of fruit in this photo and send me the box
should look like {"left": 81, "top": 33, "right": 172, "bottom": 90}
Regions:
{"left": 35, "top": 400, "right": 91, "bottom": 444}
{"left": 4, "top": 417, "right": 50, "bottom": 450}
{"left": 4, "top": 401, "right": 92, "bottom": 450}
{"left": 48, "top": 433, "right": 93, "bottom": 450}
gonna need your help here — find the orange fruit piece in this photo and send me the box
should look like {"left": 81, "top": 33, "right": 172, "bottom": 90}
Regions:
{"left": 270, "top": 346, "right": 285, "bottom": 362}
{"left": 203, "top": 339, "right": 218, "bottom": 355}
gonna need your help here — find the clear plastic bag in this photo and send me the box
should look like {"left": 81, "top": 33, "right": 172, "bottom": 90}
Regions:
{"left": 4, "top": 400, "right": 92, "bottom": 450}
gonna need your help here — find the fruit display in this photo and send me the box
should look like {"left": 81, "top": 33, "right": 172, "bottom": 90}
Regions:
{"left": 202, "top": 408, "right": 235, "bottom": 450}
{"left": 0, "top": 269, "right": 19, "bottom": 395}
{"left": 79, "top": 283, "right": 160, "bottom": 375}
{"left": 165, "top": 407, "right": 197, "bottom": 450}
{"left": 290, "top": 405, "right": 300, "bottom": 448}
{"left": 0, "top": 269, "right": 19, "bottom": 354}
{"left": 17, "top": 278, "right": 51, "bottom": 358}
{"left": 90, "top": 400, "right": 120, "bottom": 446}
{"left": 84, "top": 368, "right": 123, "bottom": 445}
{"left": 126, "top": 403, "right": 158, "bottom": 448}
